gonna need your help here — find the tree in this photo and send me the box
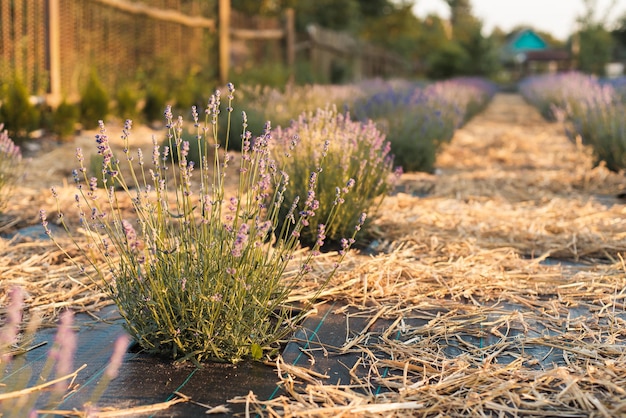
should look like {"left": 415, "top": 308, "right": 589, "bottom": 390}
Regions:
{"left": 611, "top": 13, "right": 626, "bottom": 61}
{"left": 576, "top": 0, "right": 616, "bottom": 74}
{"left": 359, "top": 1, "right": 422, "bottom": 60}
{"left": 441, "top": 0, "right": 499, "bottom": 77}
{"left": 445, "top": 0, "right": 478, "bottom": 41}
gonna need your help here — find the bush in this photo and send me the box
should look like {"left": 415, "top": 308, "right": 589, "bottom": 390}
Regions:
{"left": 0, "top": 77, "right": 40, "bottom": 143}
{"left": 274, "top": 106, "right": 398, "bottom": 247}
{"left": 229, "top": 61, "right": 292, "bottom": 89}
{"left": 352, "top": 78, "right": 496, "bottom": 173}
{"left": 519, "top": 72, "right": 626, "bottom": 171}
{"left": 115, "top": 84, "right": 140, "bottom": 122}
{"left": 79, "top": 71, "right": 109, "bottom": 129}
{"left": 50, "top": 99, "right": 79, "bottom": 141}
{"left": 352, "top": 84, "right": 458, "bottom": 173}
{"left": 142, "top": 85, "right": 169, "bottom": 123}
{"left": 0, "top": 125, "right": 22, "bottom": 212}
{"left": 219, "top": 83, "right": 364, "bottom": 151}
{"left": 570, "top": 102, "right": 626, "bottom": 171}
{"left": 44, "top": 84, "right": 360, "bottom": 363}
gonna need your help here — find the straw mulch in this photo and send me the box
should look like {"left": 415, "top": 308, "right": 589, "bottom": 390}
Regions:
{"left": 1, "top": 94, "right": 626, "bottom": 416}
{"left": 244, "top": 94, "right": 626, "bottom": 417}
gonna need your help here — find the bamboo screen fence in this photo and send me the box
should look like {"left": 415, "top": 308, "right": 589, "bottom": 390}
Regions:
{"left": 1, "top": 0, "right": 218, "bottom": 104}
{"left": 0, "top": 0, "right": 408, "bottom": 107}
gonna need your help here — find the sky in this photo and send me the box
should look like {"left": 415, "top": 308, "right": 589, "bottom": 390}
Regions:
{"left": 412, "top": 0, "right": 626, "bottom": 40}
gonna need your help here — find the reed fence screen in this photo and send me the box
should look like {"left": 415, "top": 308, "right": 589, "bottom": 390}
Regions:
{"left": 1, "top": 0, "right": 408, "bottom": 106}
{"left": 1, "top": 0, "right": 218, "bottom": 104}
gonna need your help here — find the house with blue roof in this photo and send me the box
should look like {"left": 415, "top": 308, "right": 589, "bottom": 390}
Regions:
{"left": 501, "top": 28, "right": 571, "bottom": 79}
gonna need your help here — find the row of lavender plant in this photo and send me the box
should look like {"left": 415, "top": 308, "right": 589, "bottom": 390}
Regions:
{"left": 351, "top": 77, "right": 497, "bottom": 173}
{"left": 519, "top": 72, "right": 626, "bottom": 171}
{"left": 2, "top": 76, "right": 495, "bottom": 411}
{"left": 224, "top": 78, "right": 496, "bottom": 174}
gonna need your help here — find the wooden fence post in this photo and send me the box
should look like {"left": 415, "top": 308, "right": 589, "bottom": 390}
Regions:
{"left": 284, "top": 8, "right": 295, "bottom": 83}
{"left": 219, "top": 0, "right": 230, "bottom": 85}
{"left": 47, "top": 0, "right": 61, "bottom": 107}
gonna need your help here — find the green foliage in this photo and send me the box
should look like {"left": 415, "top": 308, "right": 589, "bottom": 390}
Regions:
{"left": 45, "top": 85, "right": 358, "bottom": 363}
{"left": 229, "top": 61, "right": 292, "bottom": 89}
{"left": 274, "top": 106, "right": 397, "bottom": 246}
{"left": 578, "top": 25, "right": 614, "bottom": 75}
{"left": 174, "top": 72, "right": 208, "bottom": 113}
{"left": 359, "top": 2, "right": 421, "bottom": 60}
{"left": 0, "top": 125, "right": 22, "bottom": 212}
{"left": 0, "top": 77, "right": 40, "bottom": 143}
{"left": 294, "top": 0, "right": 361, "bottom": 32}
{"left": 115, "top": 84, "right": 141, "bottom": 122}
{"left": 50, "top": 99, "right": 79, "bottom": 141}
{"left": 79, "top": 71, "right": 109, "bottom": 129}
{"left": 576, "top": 0, "right": 617, "bottom": 75}
{"left": 520, "top": 72, "right": 626, "bottom": 171}
{"left": 427, "top": 41, "right": 469, "bottom": 80}
{"left": 143, "top": 85, "right": 169, "bottom": 123}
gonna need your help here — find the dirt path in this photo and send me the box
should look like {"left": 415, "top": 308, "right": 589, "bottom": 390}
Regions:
{"left": 437, "top": 93, "right": 622, "bottom": 200}
{"left": 382, "top": 93, "right": 626, "bottom": 262}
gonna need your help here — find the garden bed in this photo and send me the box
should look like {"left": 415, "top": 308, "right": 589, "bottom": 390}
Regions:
{"left": 2, "top": 93, "right": 626, "bottom": 416}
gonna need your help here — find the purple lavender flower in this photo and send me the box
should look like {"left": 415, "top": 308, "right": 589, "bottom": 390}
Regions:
{"left": 40, "top": 209, "right": 51, "bottom": 235}
{"left": 105, "top": 334, "right": 130, "bottom": 379}
{"left": 0, "top": 287, "right": 23, "bottom": 362}
{"left": 316, "top": 224, "right": 326, "bottom": 248}
{"left": 95, "top": 122, "right": 113, "bottom": 169}
{"left": 122, "top": 219, "right": 140, "bottom": 251}
{"left": 232, "top": 223, "right": 249, "bottom": 257}
{"left": 51, "top": 310, "right": 77, "bottom": 393}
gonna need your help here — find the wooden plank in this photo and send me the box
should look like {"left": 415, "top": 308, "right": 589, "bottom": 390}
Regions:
{"left": 47, "top": 0, "right": 62, "bottom": 107}
{"left": 90, "top": 0, "right": 215, "bottom": 30}
{"left": 230, "top": 28, "right": 285, "bottom": 40}
{"left": 219, "top": 0, "right": 230, "bottom": 85}
{"left": 285, "top": 8, "right": 295, "bottom": 71}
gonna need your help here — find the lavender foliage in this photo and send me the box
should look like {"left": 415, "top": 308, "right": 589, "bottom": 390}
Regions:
{"left": 274, "top": 106, "right": 397, "bottom": 246}
{"left": 520, "top": 72, "right": 626, "bottom": 171}
{"left": 46, "top": 86, "right": 358, "bottom": 363}
{"left": 0, "top": 125, "right": 23, "bottom": 212}
{"left": 352, "top": 78, "right": 496, "bottom": 173}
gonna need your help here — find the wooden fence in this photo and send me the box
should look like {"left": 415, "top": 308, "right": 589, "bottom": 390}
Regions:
{"left": 302, "top": 25, "right": 408, "bottom": 82}
{"left": 0, "top": 0, "right": 407, "bottom": 107}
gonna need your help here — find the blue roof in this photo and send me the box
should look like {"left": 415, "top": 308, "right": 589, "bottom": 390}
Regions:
{"left": 509, "top": 29, "right": 548, "bottom": 52}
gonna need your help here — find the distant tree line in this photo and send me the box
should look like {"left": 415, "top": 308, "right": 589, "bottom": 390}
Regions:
{"left": 232, "top": 0, "right": 626, "bottom": 79}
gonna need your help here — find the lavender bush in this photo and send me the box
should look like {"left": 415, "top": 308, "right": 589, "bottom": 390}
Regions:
{"left": 274, "top": 106, "right": 398, "bottom": 247}
{"left": 221, "top": 83, "right": 364, "bottom": 151}
{"left": 352, "top": 78, "right": 495, "bottom": 173}
{"left": 520, "top": 72, "right": 626, "bottom": 171}
{"left": 519, "top": 72, "right": 606, "bottom": 121}
{"left": 44, "top": 84, "right": 360, "bottom": 363}
{"left": 0, "top": 287, "right": 128, "bottom": 415}
{"left": 0, "top": 125, "right": 22, "bottom": 212}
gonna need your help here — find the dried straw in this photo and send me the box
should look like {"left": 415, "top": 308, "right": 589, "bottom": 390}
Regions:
{"left": 2, "top": 94, "right": 626, "bottom": 416}
{"left": 235, "top": 94, "right": 626, "bottom": 417}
